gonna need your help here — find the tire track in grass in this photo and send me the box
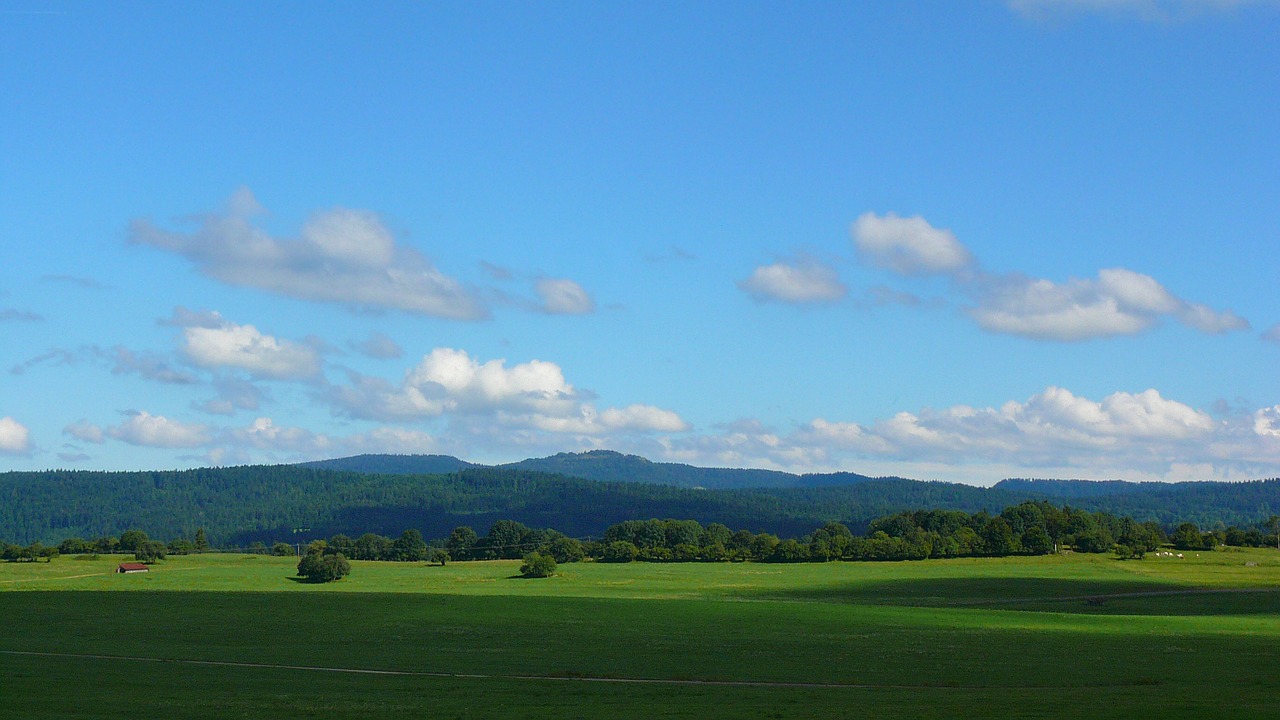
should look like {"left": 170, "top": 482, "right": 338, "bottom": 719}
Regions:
{"left": 0, "top": 649, "right": 1167, "bottom": 691}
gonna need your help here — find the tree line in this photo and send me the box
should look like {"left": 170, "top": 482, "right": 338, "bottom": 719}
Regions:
{"left": 8, "top": 502, "right": 1277, "bottom": 568}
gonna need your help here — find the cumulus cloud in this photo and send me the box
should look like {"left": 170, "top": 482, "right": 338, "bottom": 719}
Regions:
{"left": 1261, "top": 324, "right": 1280, "bottom": 344}
{"left": 801, "top": 387, "right": 1217, "bottom": 466}
{"left": 0, "top": 416, "right": 32, "bottom": 454}
{"left": 174, "top": 310, "right": 321, "bottom": 380}
{"left": 324, "top": 347, "right": 688, "bottom": 435}
{"left": 655, "top": 386, "right": 1280, "bottom": 481}
{"left": 852, "top": 212, "right": 974, "bottom": 276}
{"left": 739, "top": 259, "right": 846, "bottom": 304}
{"left": 851, "top": 211, "right": 1248, "bottom": 341}
{"left": 130, "top": 188, "right": 487, "bottom": 320}
{"left": 98, "top": 411, "right": 213, "bottom": 448}
{"left": 534, "top": 278, "right": 596, "bottom": 315}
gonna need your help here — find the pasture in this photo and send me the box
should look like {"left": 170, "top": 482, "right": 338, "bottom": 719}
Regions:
{"left": 3, "top": 550, "right": 1279, "bottom": 718}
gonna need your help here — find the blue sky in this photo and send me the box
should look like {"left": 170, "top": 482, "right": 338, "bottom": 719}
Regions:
{"left": 2, "top": 0, "right": 1278, "bottom": 484}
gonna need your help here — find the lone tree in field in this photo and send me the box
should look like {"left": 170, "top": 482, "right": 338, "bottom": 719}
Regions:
{"left": 429, "top": 548, "right": 450, "bottom": 566}
{"left": 297, "top": 550, "right": 351, "bottom": 583}
{"left": 520, "top": 551, "right": 557, "bottom": 578}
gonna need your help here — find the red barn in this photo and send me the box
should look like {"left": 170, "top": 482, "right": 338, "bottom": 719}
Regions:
{"left": 116, "top": 562, "right": 150, "bottom": 574}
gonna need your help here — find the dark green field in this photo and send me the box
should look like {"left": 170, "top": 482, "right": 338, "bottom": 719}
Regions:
{"left": 3, "top": 551, "right": 1279, "bottom": 718}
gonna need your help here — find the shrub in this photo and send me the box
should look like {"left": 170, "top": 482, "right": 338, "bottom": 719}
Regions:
{"left": 297, "top": 552, "right": 351, "bottom": 583}
{"left": 520, "top": 551, "right": 557, "bottom": 578}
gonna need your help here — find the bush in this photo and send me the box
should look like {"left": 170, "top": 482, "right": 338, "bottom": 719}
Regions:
{"left": 520, "top": 551, "right": 557, "bottom": 578}
{"left": 297, "top": 552, "right": 351, "bottom": 583}
{"left": 271, "top": 542, "right": 295, "bottom": 557}
{"left": 601, "top": 541, "right": 638, "bottom": 563}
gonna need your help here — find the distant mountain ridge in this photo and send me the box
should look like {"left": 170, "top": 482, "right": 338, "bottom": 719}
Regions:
{"left": 299, "top": 454, "right": 475, "bottom": 475}
{"left": 4, "top": 451, "right": 1278, "bottom": 547}
{"left": 303, "top": 449, "right": 882, "bottom": 490}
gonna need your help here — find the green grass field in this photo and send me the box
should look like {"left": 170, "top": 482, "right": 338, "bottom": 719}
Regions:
{"left": 3, "top": 550, "right": 1279, "bottom": 718}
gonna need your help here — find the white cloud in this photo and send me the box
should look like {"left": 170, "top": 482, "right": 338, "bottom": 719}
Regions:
{"left": 851, "top": 212, "right": 974, "bottom": 276}
{"left": 325, "top": 347, "right": 688, "bottom": 436}
{"left": 739, "top": 259, "right": 846, "bottom": 304}
{"left": 130, "top": 189, "right": 487, "bottom": 320}
{"left": 181, "top": 317, "right": 321, "bottom": 380}
{"left": 969, "top": 268, "right": 1248, "bottom": 341}
{"left": 103, "top": 411, "right": 213, "bottom": 448}
{"left": 653, "top": 386, "right": 1280, "bottom": 482}
{"left": 849, "top": 211, "right": 1248, "bottom": 341}
{"left": 535, "top": 278, "right": 596, "bottom": 315}
{"left": 0, "top": 417, "right": 32, "bottom": 454}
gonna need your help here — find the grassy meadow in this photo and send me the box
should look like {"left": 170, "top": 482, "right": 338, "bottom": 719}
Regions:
{"left": 3, "top": 549, "right": 1280, "bottom": 718}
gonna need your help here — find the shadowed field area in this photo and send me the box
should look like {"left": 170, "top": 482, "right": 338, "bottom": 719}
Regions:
{"left": 4, "top": 550, "right": 1280, "bottom": 718}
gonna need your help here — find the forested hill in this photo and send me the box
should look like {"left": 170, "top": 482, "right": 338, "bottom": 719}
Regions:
{"left": 3, "top": 463, "right": 1280, "bottom": 547}
{"left": 299, "top": 454, "right": 475, "bottom": 475}
{"left": 302, "top": 450, "right": 879, "bottom": 489}
{"left": 501, "top": 450, "right": 807, "bottom": 489}
{"left": 994, "top": 477, "right": 1280, "bottom": 525}
{"left": 0, "top": 466, "right": 979, "bottom": 546}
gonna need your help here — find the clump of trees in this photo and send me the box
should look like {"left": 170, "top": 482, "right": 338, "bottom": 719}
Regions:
{"left": 520, "top": 551, "right": 557, "bottom": 578}
{"left": 0, "top": 542, "right": 58, "bottom": 562}
{"left": 296, "top": 545, "right": 351, "bottom": 583}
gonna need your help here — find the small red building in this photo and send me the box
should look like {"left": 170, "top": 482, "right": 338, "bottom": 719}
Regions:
{"left": 116, "top": 562, "right": 150, "bottom": 574}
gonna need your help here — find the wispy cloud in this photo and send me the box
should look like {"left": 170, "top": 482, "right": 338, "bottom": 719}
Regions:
{"left": 851, "top": 211, "right": 1249, "bottom": 341}
{"left": 352, "top": 332, "right": 403, "bottom": 360}
{"left": 1007, "top": 0, "right": 1277, "bottom": 22}
{"left": 130, "top": 188, "right": 488, "bottom": 320}
{"left": 10, "top": 345, "right": 199, "bottom": 384}
{"left": 41, "top": 274, "right": 108, "bottom": 290}
{"left": 0, "top": 308, "right": 43, "bottom": 322}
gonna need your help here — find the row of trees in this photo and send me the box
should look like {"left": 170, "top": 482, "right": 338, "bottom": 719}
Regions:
{"left": 9, "top": 504, "right": 1279, "bottom": 569}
